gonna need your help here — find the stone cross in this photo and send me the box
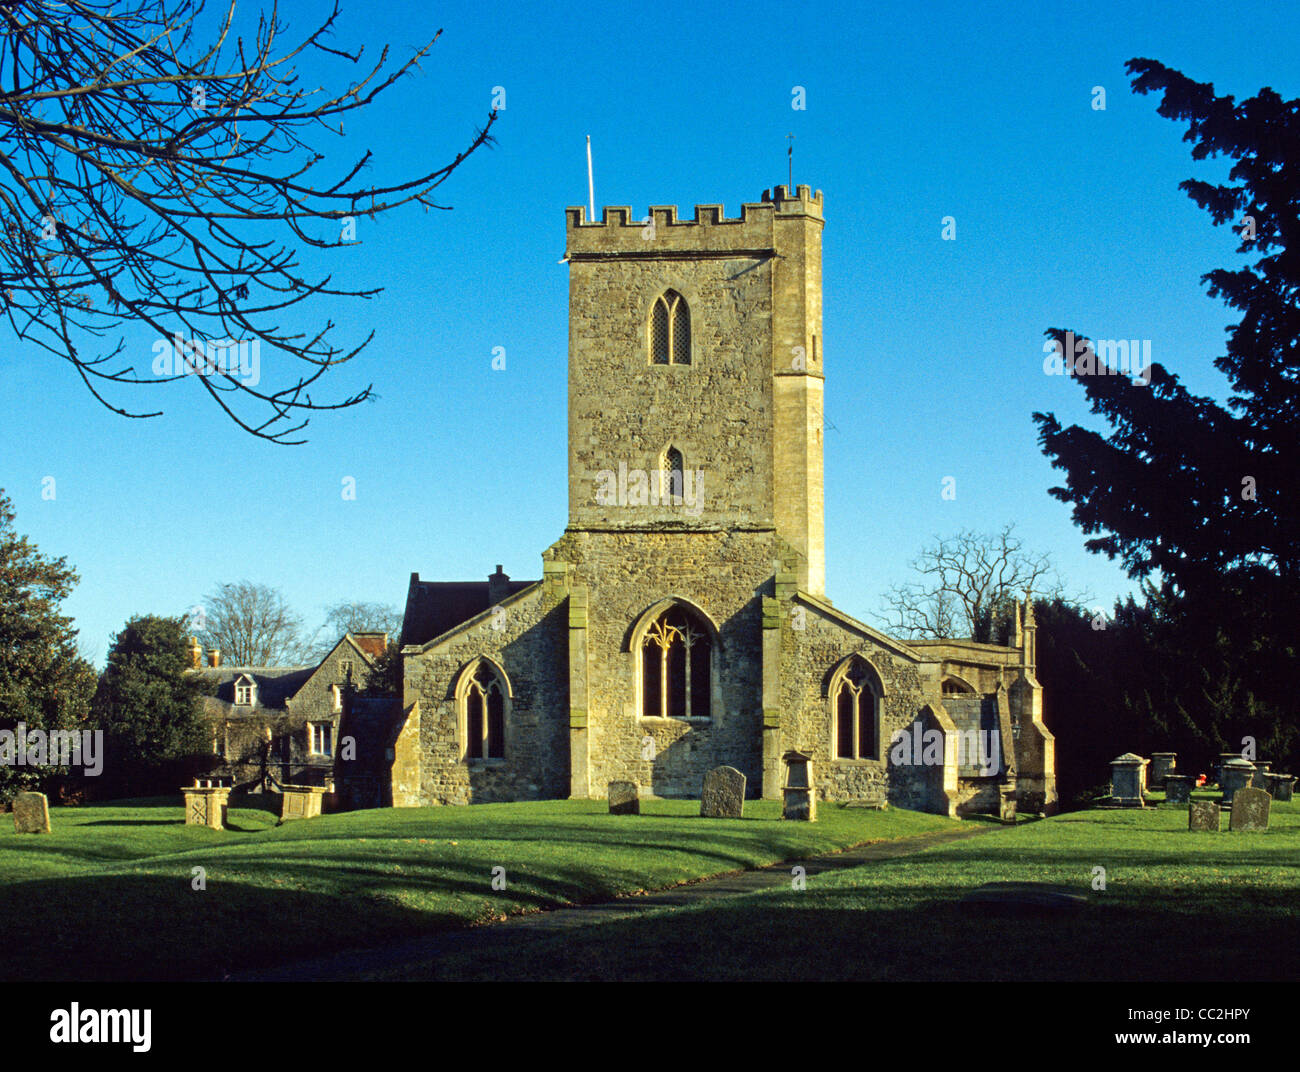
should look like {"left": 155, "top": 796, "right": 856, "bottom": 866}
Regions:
{"left": 1229, "top": 786, "right": 1270, "bottom": 832}
{"left": 700, "top": 765, "right": 746, "bottom": 818}
{"left": 12, "top": 791, "right": 51, "bottom": 834}
{"left": 607, "top": 780, "right": 639, "bottom": 815}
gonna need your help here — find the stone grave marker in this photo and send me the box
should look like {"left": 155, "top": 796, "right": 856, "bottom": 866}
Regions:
{"left": 608, "top": 781, "right": 639, "bottom": 815}
{"left": 12, "top": 791, "right": 51, "bottom": 834}
{"left": 1229, "top": 786, "right": 1270, "bottom": 832}
{"left": 1267, "top": 774, "right": 1294, "bottom": 803}
{"left": 1188, "top": 800, "right": 1220, "bottom": 832}
{"left": 1220, "top": 758, "right": 1256, "bottom": 804}
{"left": 700, "top": 765, "right": 746, "bottom": 818}
{"left": 1164, "top": 775, "right": 1192, "bottom": 805}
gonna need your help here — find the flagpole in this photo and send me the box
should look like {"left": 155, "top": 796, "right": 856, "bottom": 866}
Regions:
{"left": 586, "top": 135, "right": 596, "bottom": 222}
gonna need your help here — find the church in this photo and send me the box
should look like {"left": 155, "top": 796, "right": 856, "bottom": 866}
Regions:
{"left": 393, "top": 184, "right": 1056, "bottom": 817}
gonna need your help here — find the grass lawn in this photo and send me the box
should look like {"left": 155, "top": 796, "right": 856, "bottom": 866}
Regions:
{"left": 369, "top": 792, "right": 1300, "bottom": 981}
{"left": 0, "top": 796, "right": 952, "bottom": 981}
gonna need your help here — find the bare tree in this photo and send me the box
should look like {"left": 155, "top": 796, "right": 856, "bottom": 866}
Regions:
{"left": 0, "top": 0, "right": 497, "bottom": 443}
{"left": 301, "top": 598, "right": 401, "bottom": 658}
{"left": 197, "top": 580, "right": 303, "bottom": 665}
{"left": 881, "top": 524, "right": 1068, "bottom": 641}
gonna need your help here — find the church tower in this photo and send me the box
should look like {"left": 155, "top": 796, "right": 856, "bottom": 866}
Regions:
{"left": 564, "top": 184, "right": 825, "bottom": 593}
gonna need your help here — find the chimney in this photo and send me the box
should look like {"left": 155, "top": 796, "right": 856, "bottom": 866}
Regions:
{"left": 488, "top": 564, "right": 510, "bottom": 607}
{"left": 188, "top": 636, "right": 202, "bottom": 669}
{"left": 209, "top": 648, "right": 221, "bottom": 668}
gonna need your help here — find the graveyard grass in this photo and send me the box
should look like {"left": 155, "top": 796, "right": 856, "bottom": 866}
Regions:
{"left": 0, "top": 796, "right": 950, "bottom": 981}
{"left": 3, "top": 793, "right": 1297, "bottom": 981}
{"left": 374, "top": 791, "right": 1299, "bottom": 981}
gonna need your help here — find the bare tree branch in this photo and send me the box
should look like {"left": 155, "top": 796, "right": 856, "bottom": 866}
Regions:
{"left": 0, "top": 0, "right": 498, "bottom": 442}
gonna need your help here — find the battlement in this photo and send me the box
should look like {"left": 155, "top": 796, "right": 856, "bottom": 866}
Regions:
{"left": 566, "top": 185, "right": 822, "bottom": 256}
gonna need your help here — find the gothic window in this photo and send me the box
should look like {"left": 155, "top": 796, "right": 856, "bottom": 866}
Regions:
{"left": 942, "top": 676, "right": 974, "bottom": 695}
{"left": 661, "top": 446, "right": 685, "bottom": 502}
{"left": 650, "top": 290, "right": 690, "bottom": 365}
{"left": 833, "top": 659, "right": 878, "bottom": 760}
{"left": 463, "top": 661, "right": 507, "bottom": 761}
{"left": 641, "top": 605, "right": 711, "bottom": 719}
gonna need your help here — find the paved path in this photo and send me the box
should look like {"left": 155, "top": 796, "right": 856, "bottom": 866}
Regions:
{"left": 234, "top": 823, "right": 995, "bottom": 981}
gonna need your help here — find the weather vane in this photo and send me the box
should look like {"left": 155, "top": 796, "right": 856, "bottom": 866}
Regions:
{"left": 786, "top": 133, "right": 795, "bottom": 190}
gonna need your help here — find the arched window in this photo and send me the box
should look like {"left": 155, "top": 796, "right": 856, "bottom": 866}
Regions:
{"left": 462, "top": 661, "right": 506, "bottom": 761}
{"left": 650, "top": 290, "right": 690, "bottom": 365}
{"left": 661, "top": 445, "right": 684, "bottom": 502}
{"left": 833, "top": 658, "right": 879, "bottom": 760}
{"left": 941, "top": 675, "right": 975, "bottom": 695}
{"left": 641, "top": 604, "right": 711, "bottom": 719}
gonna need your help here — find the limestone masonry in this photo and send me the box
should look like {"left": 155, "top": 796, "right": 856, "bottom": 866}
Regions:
{"left": 396, "top": 185, "right": 1057, "bottom": 816}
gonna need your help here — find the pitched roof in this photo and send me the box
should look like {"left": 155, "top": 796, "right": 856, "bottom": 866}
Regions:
{"left": 399, "top": 574, "right": 535, "bottom": 648}
{"left": 192, "top": 665, "right": 315, "bottom": 712}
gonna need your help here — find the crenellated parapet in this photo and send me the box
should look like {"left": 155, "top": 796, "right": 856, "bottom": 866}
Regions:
{"left": 566, "top": 185, "right": 823, "bottom": 257}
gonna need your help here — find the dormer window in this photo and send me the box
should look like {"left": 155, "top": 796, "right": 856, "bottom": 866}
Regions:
{"left": 233, "top": 675, "right": 256, "bottom": 707}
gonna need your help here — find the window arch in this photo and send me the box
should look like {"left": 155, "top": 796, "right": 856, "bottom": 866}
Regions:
{"left": 661, "top": 445, "right": 684, "bottom": 502}
{"left": 831, "top": 657, "right": 880, "bottom": 760}
{"left": 650, "top": 290, "right": 690, "bottom": 365}
{"left": 458, "top": 659, "right": 508, "bottom": 761}
{"left": 941, "top": 674, "right": 976, "bottom": 695}
{"left": 640, "top": 604, "right": 712, "bottom": 719}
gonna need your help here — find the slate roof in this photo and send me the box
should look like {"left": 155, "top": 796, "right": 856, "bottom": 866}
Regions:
{"left": 400, "top": 575, "right": 535, "bottom": 648}
{"left": 192, "top": 665, "right": 315, "bottom": 713}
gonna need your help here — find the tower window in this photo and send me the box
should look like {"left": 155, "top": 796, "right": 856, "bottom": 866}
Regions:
{"left": 661, "top": 446, "right": 684, "bottom": 502}
{"left": 650, "top": 290, "right": 690, "bottom": 365}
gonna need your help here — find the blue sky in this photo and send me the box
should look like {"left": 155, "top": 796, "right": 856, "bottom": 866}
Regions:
{"left": 3, "top": 0, "right": 1296, "bottom": 665}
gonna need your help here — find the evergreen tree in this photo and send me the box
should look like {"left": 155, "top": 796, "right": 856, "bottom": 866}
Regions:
{"left": 93, "top": 615, "right": 208, "bottom": 795}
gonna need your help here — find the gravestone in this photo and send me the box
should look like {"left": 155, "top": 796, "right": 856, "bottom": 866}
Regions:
{"left": 1109, "top": 753, "right": 1147, "bottom": 807}
{"left": 1216, "top": 753, "right": 1240, "bottom": 786}
{"left": 1188, "top": 800, "right": 1220, "bottom": 832}
{"left": 608, "top": 781, "right": 640, "bottom": 815}
{"left": 1267, "top": 774, "right": 1294, "bottom": 803}
{"left": 1229, "top": 786, "right": 1270, "bottom": 832}
{"left": 12, "top": 791, "right": 51, "bottom": 834}
{"left": 781, "top": 750, "right": 816, "bottom": 821}
{"left": 1163, "top": 775, "right": 1192, "bottom": 805}
{"left": 1149, "top": 752, "right": 1177, "bottom": 788}
{"left": 279, "top": 784, "right": 326, "bottom": 822}
{"left": 700, "top": 765, "right": 746, "bottom": 818}
{"left": 1220, "top": 758, "right": 1256, "bottom": 805}
{"left": 1250, "top": 761, "right": 1272, "bottom": 789}
{"left": 182, "top": 781, "right": 230, "bottom": 829}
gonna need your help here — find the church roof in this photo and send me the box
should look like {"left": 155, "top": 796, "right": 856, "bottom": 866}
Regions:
{"left": 400, "top": 573, "right": 536, "bottom": 648}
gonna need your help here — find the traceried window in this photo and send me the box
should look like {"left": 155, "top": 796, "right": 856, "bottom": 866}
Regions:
{"left": 641, "top": 605, "right": 711, "bottom": 719}
{"left": 464, "top": 663, "right": 506, "bottom": 761}
{"left": 650, "top": 290, "right": 690, "bottom": 365}
{"left": 310, "top": 722, "right": 333, "bottom": 756}
{"left": 834, "top": 660, "right": 878, "bottom": 760}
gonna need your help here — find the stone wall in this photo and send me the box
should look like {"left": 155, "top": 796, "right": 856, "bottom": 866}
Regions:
{"left": 402, "top": 585, "right": 569, "bottom": 804}
{"left": 547, "top": 528, "right": 775, "bottom": 798}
